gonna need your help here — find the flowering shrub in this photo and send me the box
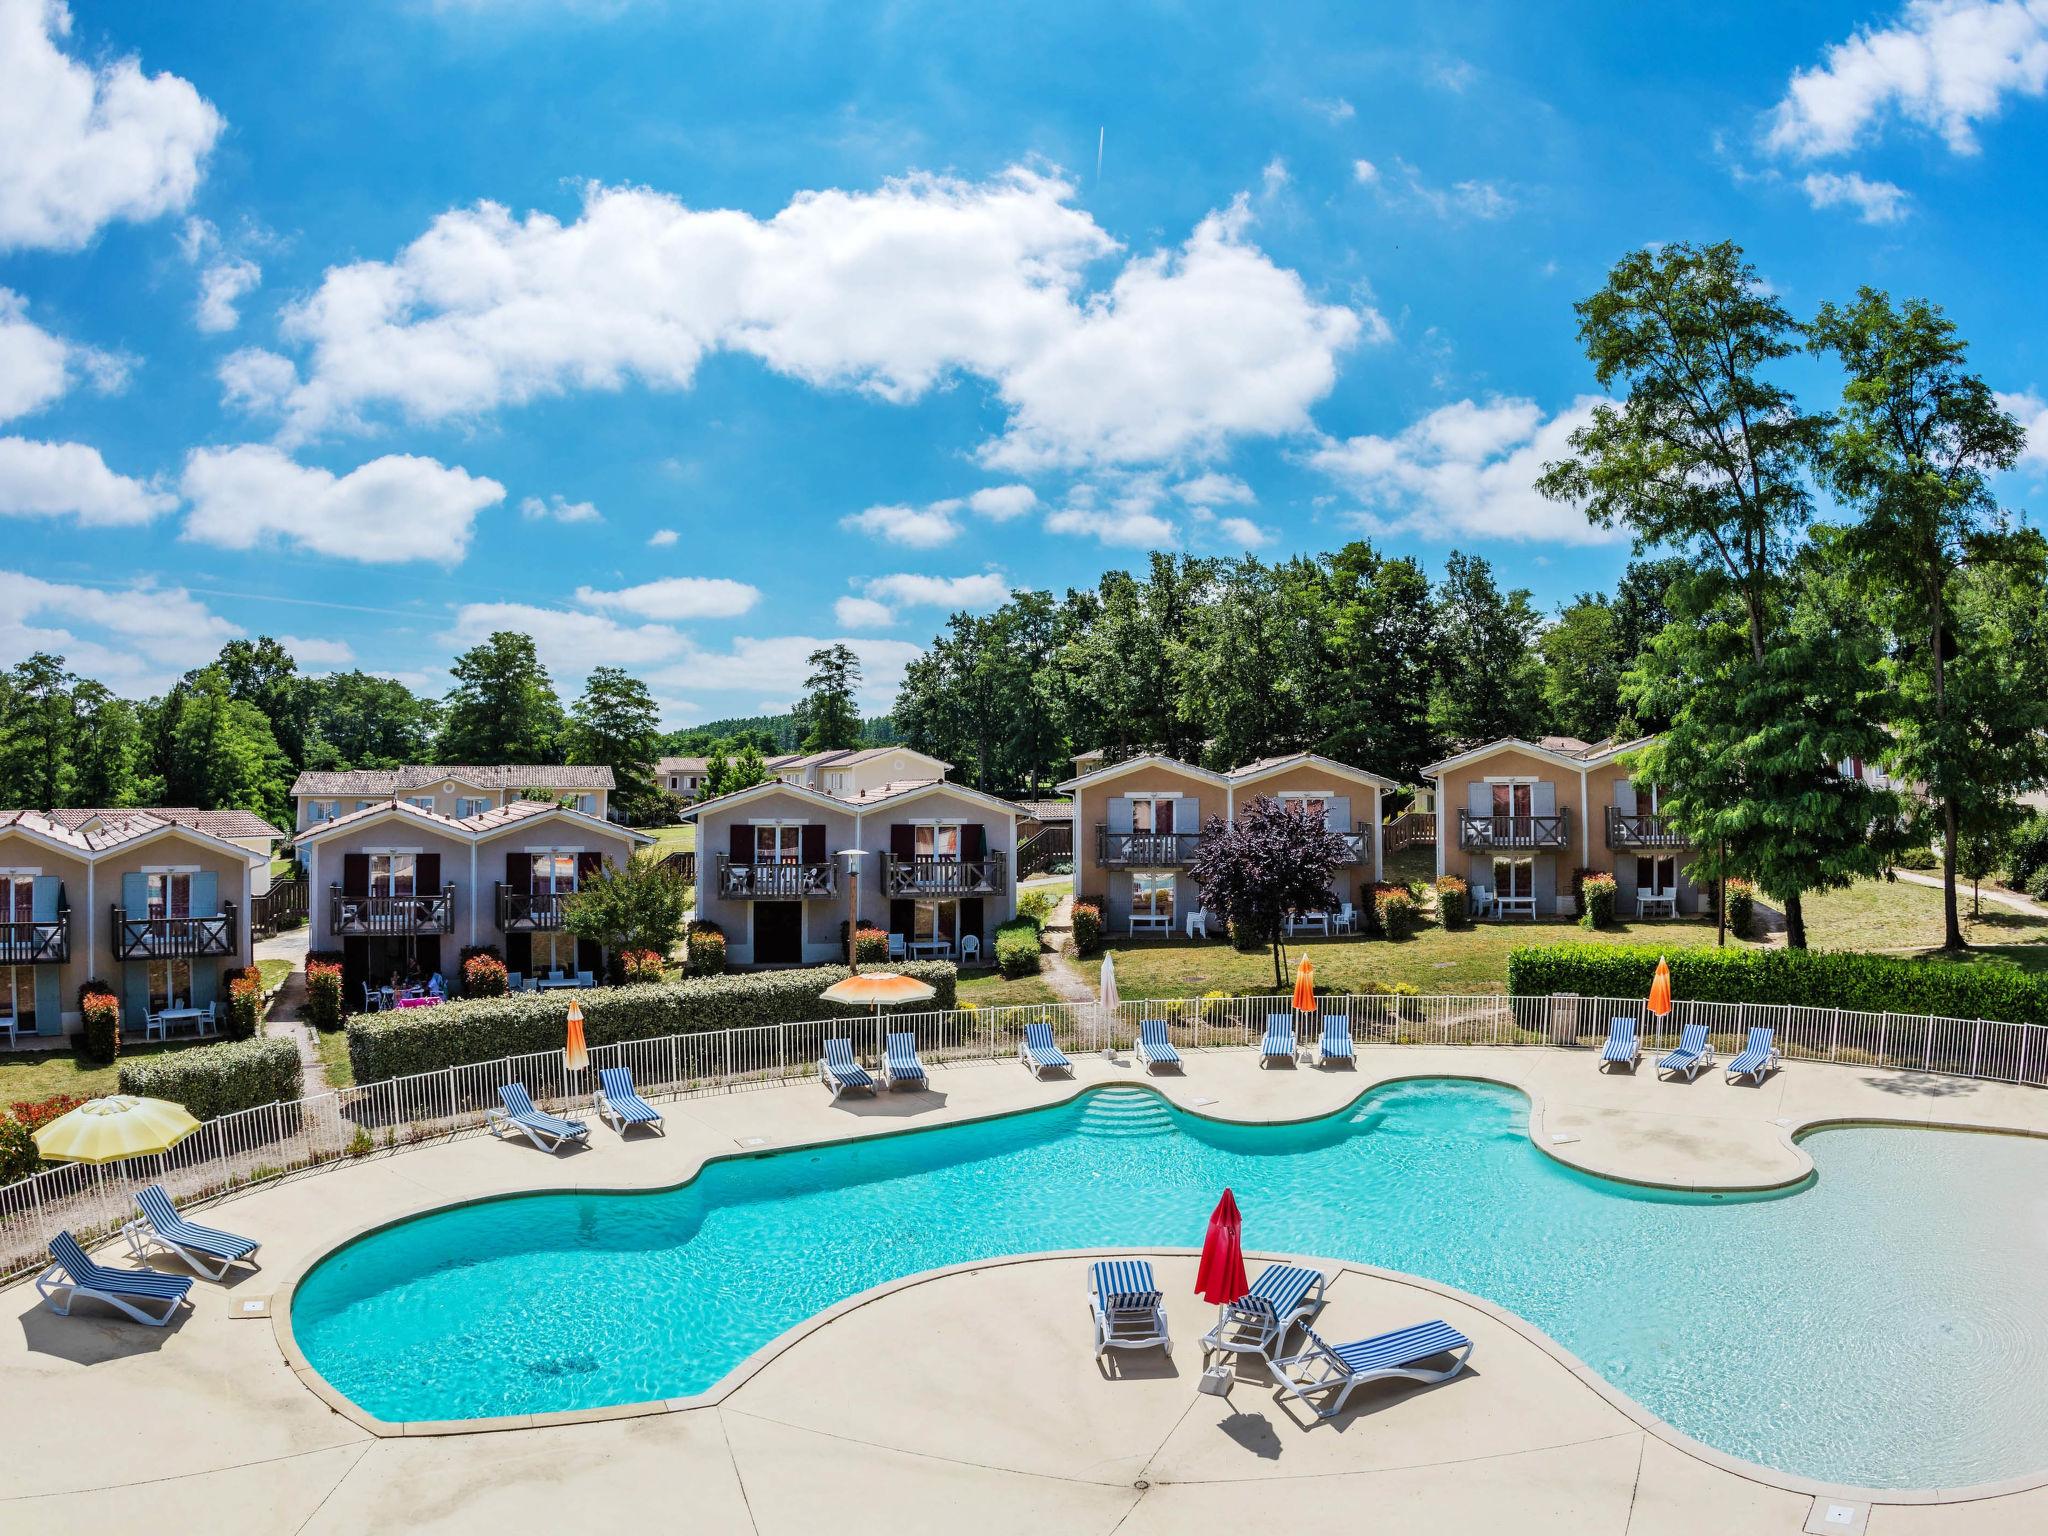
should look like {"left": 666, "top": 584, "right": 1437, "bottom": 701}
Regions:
{"left": 80, "top": 991, "right": 120, "bottom": 1063}
{"left": 851, "top": 927, "right": 891, "bottom": 965}
{"left": 1070, "top": 902, "right": 1103, "bottom": 957}
{"left": 224, "top": 966, "right": 265, "bottom": 1040}
{"left": 1435, "top": 875, "right": 1469, "bottom": 929}
{"left": 305, "top": 959, "right": 345, "bottom": 1030}
{"left": 464, "top": 953, "right": 509, "bottom": 997}
{"left": 1580, "top": 872, "right": 1617, "bottom": 929}
{"left": 621, "top": 948, "right": 666, "bottom": 984}
{"left": 1725, "top": 878, "right": 1755, "bottom": 939}
{"left": 1372, "top": 886, "right": 1419, "bottom": 940}
{"left": 686, "top": 928, "right": 727, "bottom": 976}
{"left": 5, "top": 1091, "right": 89, "bottom": 1174}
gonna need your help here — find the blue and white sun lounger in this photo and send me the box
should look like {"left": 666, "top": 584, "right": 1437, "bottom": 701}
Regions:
{"left": 1088, "top": 1258, "right": 1170, "bottom": 1358}
{"left": 1136, "top": 1018, "right": 1181, "bottom": 1074}
{"left": 594, "top": 1065, "right": 665, "bottom": 1134}
{"left": 486, "top": 1082, "right": 590, "bottom": 1150}
{"left": 820, "top": 1038, "right": 876, "bottom": 1100}
{"left": 1020, "top": 1021, "right": 1072, "bottom": 1078}
{"left": 1316, "top": 1014, "right": 1354, "bottom": 1067}
{"left": 1268, "top": 1320, "right": 1473, "bottom": 1419}
{"left": 1726, "top": 1025, "right": 1781, "bottom": 1085}
{"left": 1656, "top": 1022, "right": 1715, "bottom": 1082}
{"left": 38, "top": 1231, "right": 193, "bottom": 1326}
{"left": 1261, "top": 1014, "right": 1297, "bottom": 1067}
{"left": 882, "top": 1031, "right": 928, "bottom": 1089}
{"left": 1202, "top": 1261, "right": 1326, "bottom": 1358}
{"left": 1599, "top": 1017, "right": 1641, "bottom": 1072}
{"left": 125, "top": 1184, "right": 260, "bottom": 1279}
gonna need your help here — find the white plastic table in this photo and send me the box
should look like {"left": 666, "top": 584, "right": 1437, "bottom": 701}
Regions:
{"left": 909, "top": 939, "right": 953, "bottom": 960}
{"left": 1493, "top": 896, "right": 1538, "bottom": 920}
{"left": 1637, "top": 893, "right": 1677, "bottom": 919}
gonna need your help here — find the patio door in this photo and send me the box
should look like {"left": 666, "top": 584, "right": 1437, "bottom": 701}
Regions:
{"left": 754, "top": 901, "right": 802, "bottom": 964}
{"left": 754, "top": 825, "right": 804, "bottom": 863}
{"left": 1636, "top": 855, "right": 1676, "bottom": 896}
{"left": 1492, "top": 857, "right": 1533, "bottom": 900}
{"left": 1491, "top": 782, "right": 1532, "bottom": 840}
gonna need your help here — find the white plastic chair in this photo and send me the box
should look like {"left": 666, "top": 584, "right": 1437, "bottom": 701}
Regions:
{"left": 360, "top": 983, "right": 382, "bottom": 1013}
{"left": 1333, "top": 901, "right": 1356, "bottom": 934}
{"left": 506, "top": 971, "right": 523, "bottom": 993}
{"left": 575, "top": 969, "right": 595, "bottom": 988}
{"left": 959, "top": 933, "right": 981, "bottom": 965}
{"left": 144, "top": 1010, "right": 167, "bottom": 1043}
{"left": 1185, "top": 909, "right": 1210, "bottom": 939}
{"left": 1469, "top": 884, "right": 1494, "bottom": 919}
{"left": 887, "top": 932, "right": 907, "bottom": 960}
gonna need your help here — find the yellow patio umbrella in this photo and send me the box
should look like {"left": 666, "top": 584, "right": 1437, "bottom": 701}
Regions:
{"left": 564, "top": 997, "right": 589, "bottom": 1074}
{"left": 1291, "top": 955, "right": 1317, "bottom": 1014}
{"left": 1647, "top": 955, "right": 1673, "bottom": 1018}
{"left": 32, "top": 1095, "right": 199, "bottom": 1165}
{"left": 820, "top": 971, "right": 938, "bottom": 1014}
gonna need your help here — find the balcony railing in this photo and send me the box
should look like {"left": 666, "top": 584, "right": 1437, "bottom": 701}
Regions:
{"left": 0, "top": 910, "right": 68, "bottom": 965}
{"left": 716, "top": 858, "right": 838, "bottom": 899}
{"left": 329, "top": 886, "right": 456, "bottom": 936}
{"left": 1607, "top": 808, "right": 1690, "bottom": 849}
{"left": 112, "top": 905, "right": 236, "bottom": 960}
{"left": 1456, "top": 809, "right": 1571, "bottom": 851}
{"left": 1333, "top": 832, "right": 1367, "bottom": 863}
{"left": 886, "top": 854, "right": 1006, "bottom": 897}
{"left": 1095, "top": 827, "right": 1204, "bottom": 867}
{"left": 497, "top": 884, "right": 571, "bottom": 930}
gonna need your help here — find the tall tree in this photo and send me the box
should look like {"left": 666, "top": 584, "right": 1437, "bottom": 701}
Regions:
{"left": 1538, "top": 595, "right": 1624, "bottom": 744}
{"left": 796, "top": 644, "right": 863, "bottom": 752}
{"left": 147, "top": 667, "right": 294, "bottom": 825}
{"left": 1537, "top": 240, "right": 1871, "bottom": 946}
{"left": 304, "top": 671, "right": 439, "bottom": 767}
{"left": 1809, "top": 289, "right": 2035, "bottom": 949}
{"left": 568, "top": 665, "right": 663, "bottom": 823}
{"left": 1307, "top": 543, "right": 1441, "bottom": 782}
{"left": 437, "top": 632, "right": 564, "bottom": 763}
{"left": 69, "top": 681, "right": 141, "bottom": 807}
{"left": 1429, "top": 551, "right": 1542, "bottom": 744}
{"left": 0, "top": 653, "right": 76, "bottom": 810}
{"left": 216, "top": 637, "right": 311, "bottom": 768}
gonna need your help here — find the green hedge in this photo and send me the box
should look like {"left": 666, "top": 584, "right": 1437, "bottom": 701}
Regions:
{"left": 118, "top": 1036, "right": 303, "bottom": 1120}
{"left": 347, "top": 962, "right": 959, "bottom": 1083}
{"left": 1507, "top": 943, "right": 2048, "bottom": 1024}
{"left": 995, "top": 919, "right": 1041, "bottom": 978}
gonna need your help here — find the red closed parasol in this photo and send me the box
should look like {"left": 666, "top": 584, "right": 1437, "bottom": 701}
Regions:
{"left": 1195, "top": 1188, "right": 1250, "bottom": 1305}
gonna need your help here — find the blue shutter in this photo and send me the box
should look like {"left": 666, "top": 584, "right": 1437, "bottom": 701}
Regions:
{"left": 121, "top": 870, "right": 148, "bottom": 915}
{"left": 123, "top": 963, "right": 150, "bottom": 1029}
{"left": 1613, "top": 780, "right": 1637, "bottom": 815}
{"left": 1325, "top": 796, "right": 1351, "bottom": 832}
{"left": 30, "top": 876, "right": 59, "bottom": 921}
{"left": 1180, "top": 795, "right": 1199, "bottom": 829}
{"left": 1106, "top": 796, "right": 1134, "bottom": 834}
{"left": 1531, "top": 781, "right": 1557, "bottom": 818}
{"left": 1466, "top": 782, "right": 1491, "bottom": 817}
{"left": 33, "top": 966, "right": 63, "bottom": 1037}
{"left": 189, "top": 960, "right": 219, "bottom": 1011}
{"left": 191, "top": 870, "right": 218, "bottom": 916}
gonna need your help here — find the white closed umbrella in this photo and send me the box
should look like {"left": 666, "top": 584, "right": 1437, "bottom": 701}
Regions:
{"left": 1099, "top": 953, "right": 1120, "bottom": 1054}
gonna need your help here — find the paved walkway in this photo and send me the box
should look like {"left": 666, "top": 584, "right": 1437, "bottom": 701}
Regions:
{"left": 254, "top": 927, "right": 323, "bottom": 1094}
{"left": 1890, "top": 867, "right": 2048, "bottom": 917}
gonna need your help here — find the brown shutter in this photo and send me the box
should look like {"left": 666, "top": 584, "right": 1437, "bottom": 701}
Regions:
{"left": 506, "top": 851, "right": 531, "bottom": 889}
{"left": 961, "top": 824, "right": 986, "bottom": 860}
{"left": 889, "top": 899, "right": 914, "bottom": 936}
{"left": 1156, "top": 799, "right": 1175, "bottom": 834}
{"left": 961, "top": 897, "right": 985, "bottom": 953}
{"left": 342, "top": 853, "right": 368, "bottom": 896}
{"left": 576, "top": 851, "right": 603, "bottom": 883}
{"left": 800, "top": 823, "right": 825, "bottom": 864}
{"left": 729, "top": 824, "right": 753, "bottom": 861}
{"left": 416, "top": 853, "right": 440, "bottom": 892}
{"left": 890, "top": 823, "right": 916, "bottom": 858}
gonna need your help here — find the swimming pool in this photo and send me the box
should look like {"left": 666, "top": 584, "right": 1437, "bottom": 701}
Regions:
{"left": 290, "top": 1080, "right": 2048, "bottom": 1489}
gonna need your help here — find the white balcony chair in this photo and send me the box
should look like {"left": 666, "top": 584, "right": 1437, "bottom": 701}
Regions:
{"left": 1185, "top": 909, "right": 1212, "bottom": 940}
{"left": 959, "top": 933, "right": 981, "bottom": 965}
{"left": 360, "top": 983, "right": 382, "bottom": 1013}
{"left": 1333, "top": 901, "right": 1357, "bottom": 935}
{"left": 887, "top": 932, "right": 907, "bottom": 961}
{"left": 1469, "top": 884, "right": 1494, "bottom": 919}
{"left": 144, "top": 1010, "right": 167, "bottom": 1043}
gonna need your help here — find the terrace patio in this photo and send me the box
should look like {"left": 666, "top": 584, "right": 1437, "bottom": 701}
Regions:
{"left": 4, "top": 1047, "right": 2047, "bottom": 1532}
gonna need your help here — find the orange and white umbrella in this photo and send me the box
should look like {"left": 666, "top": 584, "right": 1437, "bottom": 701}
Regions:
{"left": 1647, "top": 956, "right": 1672, "bottom": 1018}
{"left": 564, "top": 998, "right": 589, "bottom": 1074}
{"left": 820, "top": 971, "right": 937, "bottom": 1015}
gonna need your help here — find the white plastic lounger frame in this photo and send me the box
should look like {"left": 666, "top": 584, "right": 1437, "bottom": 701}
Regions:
{"left": 38, "top": 1231, "right": 193, "bottom": 1327}
{"left": 820, "top": 1038, "right": 876, "bottom": 1101}
{"left": 1202, "top": 1262, "right": 1326, "bottom": 1359}
{"left": 882, "top": 1031, "right": 928, "bottom": 1088}
{"left": 486, "top": 1083, "right": 591, "bottom": 1151}
{"left": 594, "top": 1065, "right": 666, "bottom": 1134}
{"left": 1135, "top": 1018, "right": 1181, "bottom": 1074}
{"left": 1088, "top": 1258, "right": 1171, "bottom": 1358}
{"left": 1726, "top": 1025, "right": 1781, "bottom": 1085}
{"left": 1260, "top": 1015, "right": 1297, "bottom": 1067}
{"left": 1268, "top": 1320, "right": 1473, "bottom": 1419}
{"left": 1657, "top": 1022, "right": 1715, "bottom": 1082}
{"left": 125, "top": 1184, "right": 260, "bottom": 1279}
{"left": 1599, "top": 1017, "right": 1640, "bottom": 1072}
{"left": 1316, "top": 1015, "right": 1354, "bottom": 1067}
{"left": 1020, "top": 1021, "right": 1072, "bottom": 1078}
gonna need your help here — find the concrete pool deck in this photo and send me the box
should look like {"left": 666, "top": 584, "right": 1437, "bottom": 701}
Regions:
{"left": 5, "top": 1044, "right": 2048, "bottom": 1532}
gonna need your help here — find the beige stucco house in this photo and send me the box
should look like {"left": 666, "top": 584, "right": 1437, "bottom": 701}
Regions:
{"left": 290, "top": 765, "right": 616, "bottom": 838}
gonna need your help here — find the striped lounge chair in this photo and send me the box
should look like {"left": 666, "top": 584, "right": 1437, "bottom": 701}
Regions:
{"left": 1135, "top": 1018, "right": 1181, "bottom": 1074}
{"left": 1316, "top": 1014, "right": 1354, "bottom": 1068}
{"left": 594, "top": 1065, "right": 665, "bottom": 1134}
{"left": 1726, "top": 1026, "right": 1781, "bottom": 1085}
{"left": 126, "top": 1184, "right": 260, "bottom": 1279}
{"left": 1599, "top": 1017, "right": 1641, "bottom": 1072}
{"left": 1019, "top": 1021, "right": 1072, "bottom": 1079}
{"left": 820, "top": 1038, "right": 876, "bottom": 1101}
{"left": 882, "top": 1031, "right": 928, "bottom": 1089}
{"left": 486, "top": 1083, "right": 590, "bottom": 1151}
{"left": 1261, "top": 1015, "right": 1297, "bottom": 1068}
{"left": 1268, "top": 1320, "right": 1474, "bottom": 1419}
{"left": 38, "top": 1231, "right": 193, "bottom": 1326}
{"left": 1202, "top": 1262, "right": 1326, "bottom": 1359}
{"left": 1656, "top": 1022, "right": 1715, "bottom": 1082}
{"left": 1088, "top": 1258, "right": 1170, "bottom": 1358}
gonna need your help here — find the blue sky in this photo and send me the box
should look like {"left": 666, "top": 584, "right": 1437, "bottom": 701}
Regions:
{"left": 4, "top": 0, "right": 2047, "bottom": 724}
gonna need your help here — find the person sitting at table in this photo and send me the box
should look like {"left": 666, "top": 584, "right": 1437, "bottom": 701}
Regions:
{"left": 427, "top": 971, "right": 445, "bottom": 998}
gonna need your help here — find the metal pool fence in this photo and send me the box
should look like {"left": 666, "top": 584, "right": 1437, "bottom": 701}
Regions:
{"left": 5, "top": 989, "right": 2045, "bottom": 1283}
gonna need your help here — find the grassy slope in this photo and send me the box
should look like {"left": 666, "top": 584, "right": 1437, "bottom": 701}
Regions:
{"left": 1797, "top": 877, "right": 2048, "bottom": 953}
{"left": 648, "top": 824, "right": 696, "bottom": 856}
{"left": 956, "top": 968, "right": 1063, "bottom": 1007}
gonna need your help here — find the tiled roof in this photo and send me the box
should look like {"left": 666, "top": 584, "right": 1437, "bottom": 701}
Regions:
{"left": 656, "top": 756, "right": 710, "bottom": 773}
{"left": 1014, "top": 799, "right": 1073, "bottom": 821}
{"left": 297, "top": 796, "right": 652, "bottom": 844}
{"left": 843, "top": 778, "right": 949, "bottom": 804}
{"left": 50, "top": 806, "right": 285, "bottom": 841}
{"left": 0, "top": 807, "right": 268, "bottom": 858}
{"left": 290, "top": 764, "right": 615, "bottom": 795}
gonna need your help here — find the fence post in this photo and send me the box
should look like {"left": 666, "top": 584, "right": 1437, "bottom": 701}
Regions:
{"left": 1829, "top": 1009, "right": 1840, "bottom": 1063}
{"left": 1971, "top": 1021, "right": 1982, "bottom": 1078}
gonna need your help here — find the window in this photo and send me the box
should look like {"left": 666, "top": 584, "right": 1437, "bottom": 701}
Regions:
{"left": 1636, "top": 855, "right": 1677, "bottom": 895}
{"left": 306, "top": 800, "right": 337, "bottom": 824}
{"left": 754, "top": 825, "right": 804, "bottom": 863}
{"left": 1129, "top": 796, "right": 1177, "bottom": 834}
{"left": 1, "top": 873, "right": 32, "bottom": 928}
{"left": 146, "top": 871, "right": 192, "bottom": 919}
{"left": 356, "top": 800, "right": 372, "bottom": 812}
{"left": 911, "top": 900, "right": 958, "bottom": 944}
{"left": 406, "top": 796, "right": 435, "bottom": 811}
{"left": 1490, "top": 857, "right": 1533, "bottom": 899}
{"left": 573, "top": 794, "right": 597, "bottom": 815}
{"left": 0, "top": 966, "right": 31, "bottom": 1027}
{"left": 368, "top": 853, "right": 416, "bottom": 897}
{"left": 824, "top": 772, "right": 848, "bottom": 796}
{"left": 533, "top": 931, "right": 578, "bottom": 974}
{"left": 147, "top": 957, "right": 192, "bottom": 1012}
{"left": 456, "top": 796, "right": 488, "bottom": 818}
{"left": 530, "top": 851, "right": 578, "bottom": 892}
{"left": 1131, "top": 872, "right": 1177, "bottom": 921}
{"left": 914, "top": 823, "right": 961, "bottom": 859}
{"left": 1278, "top": 793, "right": 1327, "bottom": 824}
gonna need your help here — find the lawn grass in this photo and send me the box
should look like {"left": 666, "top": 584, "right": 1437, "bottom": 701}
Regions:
{"left": 313, "top": 1026, "right": 355, "bottom": 1088}
{"left": 257, "top": 958, "right": 294, "bottom": 994}
{"left": 1798, "top": 877, "right": 2048, "bottom": 953}
{"left": 956, "top": 967, "right": 1063, "bottom": 1007}
{"left": 0, "top": 1038, "right": 227, "bottom": 1105}
{"left": 648, "top": 824, "right": 696, "bottom": 856}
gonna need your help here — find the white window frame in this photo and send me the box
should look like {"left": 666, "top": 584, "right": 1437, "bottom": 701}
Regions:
{"left": 146, "top": 956, "right": 193, "bottom": 1013}
{"left": 0, "top": 964, "right": 32, "bottom": 1024}
{"left": 911, "top": 899, "right": 958, "bottom": 944}
{"left": 751, "top": 824, "right": 805, "bottom": 863}
{"left": 1128, "top": 792, "right": 1184, "bottom": 835}
{"left": 367, "top": 852, "right": 417, "bottom": 897}
{"left": 1490, "top": 856, "right": 1534, "bottom": 899}
{"left": 573, "top": 794, "right": 597, "bottom": 815}
{"left": 1635, "top": 854, "right": 1677, "bottom": 896}
{"left": 529, "top": 850, "right": 579, "bottom": 893}
{"left": 1131, "top": 871, "right": 1177, "bottom": 922}
{"left": 405, "top": 795, "right": 435, "bottom": 811}
{"left": 456, "top": 796, "right": 489, "bottom": 818}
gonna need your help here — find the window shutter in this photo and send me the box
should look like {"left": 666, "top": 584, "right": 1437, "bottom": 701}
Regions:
{"left": 961, "top": 824, "right": 986, "bottom": 860}
{"left": 417, "top": 853, "right": 440, "bottom": 892}
{"left": 506, "top": 851, "right": 531, "bottom": 889}
{"left": 890, "top": 823, "right": 916, "bottom": 859}
{"left": 729, "top": 824, "right": 753, "bottom": 861}
{"left": 800, "top": 823, "right": 825, "bottom": 864}
{"left": 342, "top": 853, "right": 369, "bottom": 896}
{"left": 576, "top": 852, "right": 603, "bottom": 884}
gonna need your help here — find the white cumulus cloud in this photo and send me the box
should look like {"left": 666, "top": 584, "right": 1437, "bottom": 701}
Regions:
{"left": 967, "top": 484, "right": 1037, "bottom": 520}
{"left": 863, "top": 571, "right": 1011, "bottom": 608}
{"left": 1174, "top": 471, "right": 1255, "bottom": 506}
{"left": 0, "top": 0, "right": 223, "bottom": 250}
{"left": 833, "top": 595, "right": 896, "bottom": 629}
{"left": 520, "top": 493, "right": 602, "bottom": 523}
{"left": 0, "top": 568, "right": 238, "bottom": 692}
{"left": 646, "top": 527, "right": 678, "bottom": 547}
{"left": 443, "top": 600, "right": 687, "bottom": 674}
{"left": 2000, "top": 389, "right": 2048, "bottom": 464}
{"left": 278, "top": 634, "right": 355, "bottom": 669}
{"left": 1801, "top": 171, "right": 1912, "bottom": 222}
{"left": 573, "top": 575, "right": 761, "bottom": 620}
{"left": 0, "top": 436, "right": 175, "bottom": 524}
{"left": 842, "top": 501, "right": 964, "bottom": 548}
{"left": 180, "top": 444, "right": 505, "bottom": 563}
{"left": 0, "top": 287, "right": 123, "bottom": 421}
{"left": 195, "top": 256, "right": 262, "bottom": 333}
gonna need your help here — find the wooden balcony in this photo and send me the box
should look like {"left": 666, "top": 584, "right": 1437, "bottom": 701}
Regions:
{"left": 716, "top": 858, "right": 838, "bottom": 899}
{"left": 329, "top": 886, "right": 456, "bottom": 936}
{"left": 1095, "top": 827, "right": 1203, "bottom": 867}
{"left": 112, "top": 905, "right": 236, "bottom": 960}
{"left": 1333, "top": 832, "right": 1367, "bottom": 863}
{"left": 497, "top": 884, "right": 570, "bottom": 930}
{"left": 1456, "top": 809, "right": 1571, "bottom": 851}
{"left": 886, "top": 854, "right": 1005, "bottom": 897}
{"left": 1607, "top": 808, "right": 1690, "bottom": 850}
{"left": 0, "top": 910, "right": 69, "bottom": 965}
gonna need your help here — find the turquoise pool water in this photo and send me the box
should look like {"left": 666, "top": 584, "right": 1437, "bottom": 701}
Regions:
{"left": 291, "top": 1080, "right": 2048, "bottom": 1488}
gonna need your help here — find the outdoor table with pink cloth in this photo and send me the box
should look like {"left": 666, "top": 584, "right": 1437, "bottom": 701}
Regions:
{"left": 395, "top": 994, "right": 442, "bottom": 1008}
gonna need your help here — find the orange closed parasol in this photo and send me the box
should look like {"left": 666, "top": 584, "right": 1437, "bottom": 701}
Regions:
{"left": 1291, "top": 954, "right": 1316, "bottom": 1014}
{"left": 1647, "top": 956, "right": 1672, "bottom": 1018}
{"left": 564, "top": 998, "right": 588, "bottom": 1073}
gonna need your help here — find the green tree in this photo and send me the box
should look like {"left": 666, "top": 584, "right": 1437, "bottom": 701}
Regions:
{"left": 796, "top": 644, "right": 863, "bottom": 752}
{"left": 216, "top": 637, "right": 311, "bottom": 768}
{"left": 148, "top": 668, "right": 294, "bottom": 825}
{"left": 568, "top": 666, "right": 664, "bottom": 823}
{"left": 304, "top": 671, "right": 439, "bottom": 767}
{"left": 700, "top": 739, "right": 733, "bottom": 800}
{"left": 1429, "top": 551, "right": 1542, "bottom": 743}
{"left": 709, "top": 740, "right": 772, "bottom": 797}
{"left": 1306, "top": 543, "right": 1441, "bottom": 782}
{"left": 562, "top": 851, "right": 690, "bottom": 957}
{"left": 69, "top": 681, "right": 141, "bottom": 807}
{"left": 1609, "top": 555, "right": 1691, "bottom": 734}
{"left": 1538, "top": 595, "right": 1623, "bottom": 744}
{"left": 1809, "top": 289, "right": 2036, "bottom": 949}
{"left": 437, "top": 632, "right": 564, "bottom": 762}
{"left": 0, "top": 653, "right": 76, "bottom": 810}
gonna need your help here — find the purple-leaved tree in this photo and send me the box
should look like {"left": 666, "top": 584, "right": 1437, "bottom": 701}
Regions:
{"left": 1188, "top": 796, "right": 1350, "bottom": 989}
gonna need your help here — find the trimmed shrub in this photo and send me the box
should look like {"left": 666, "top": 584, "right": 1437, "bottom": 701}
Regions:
{"left": 1435, "top": 875, "right": 1469, "bottom": 930}
{"left": 305, "top": 958, "right": 345, "bottom": 1030}
{"left": 1896, "top": 844, "right": 1938, "bottom": 871}
{"left": 1071, "top": 901, "right": 1103, "bottom": 957}
{"left": 1725, "top": 878, "right": 1755, "bottom": 940}
{"left": 464, "top": 953, "right": 509, "bottom": 997}
{"left": 1016, "top": 887, "right": 1057, "bottom": 929}
{"left": 1579, "top": 872, "right": 1616, "bottom": 930}
{"left": 458, "top": 943, "right": 504, "bottom": 972}
{"left": 346, "top": 962, "right": 960, "bottom": 1082}
{"left": 1506, "top": 943, "right": 2048, "bottom": 1024}
{"left": 687, "top": 928, "right": 727, "bottom": 975}
{"left": 621, "top": 947, "right": 666, "bottom": 984}
{"left": 223, "top": 965, "right": 265, "bottom": 1040}
{"left": 119, "top": 1035, "right": 302, "bottom": 1119}
{"left": 851, "top": 926, "right": 891, "bottom": 965}
{"left": 80, "top": 990, "right": 120, "bottom": 1063}
{"left": 0, "top": 1093, "right": 87, "bottom": 1181}
{"left": 1373, "top": 885, "right": 1419, "bottom": 940}
{"left": 995, "top": 919, "right": 1042, "bottom": 978}
{"left": 2007, "top": 813, "right": 2048, "bottom": 892}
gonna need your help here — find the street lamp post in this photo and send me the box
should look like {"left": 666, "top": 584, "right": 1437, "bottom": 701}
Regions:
{"left": 839, "top": 848, "right": 867, "bottom": 972}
